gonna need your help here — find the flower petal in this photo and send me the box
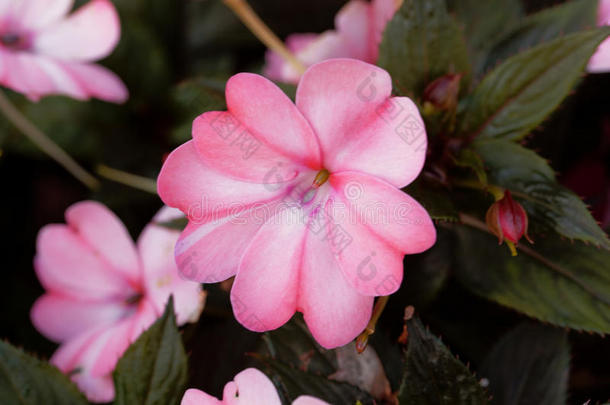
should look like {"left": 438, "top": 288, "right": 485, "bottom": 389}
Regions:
{"left": 228, "top": 368, "right": 282, "bottom": 405}
{"left": 65, "top": 201, "right": 141, "bottom": 285}
{"left": 335, "top": 0, "right": 372, "bottom": 61}
{"left": 296, "top": 59, "right": 425, "bottom": 187}
{"left": 30, "top": 294, "right": 128, "bottom": 343}
{"left": 34, "top": 0, "right": 121, "bottom": 62}
{"left": 16, "top": 0, "right": 73, "bottom": 30}
{"left": 589, "top": 37, "right": 610, "bottom": 73}
{"left": 226, "top": 73, "right": 322, "bottom": 168}
{"left": 138, "top": 207, "right": 204, "bottom": 325}
{"left": 34, "top": 224, "right": 134, "bottom": 300}
{"left": 299, "top": 229, "right": 374, "bottom": 349}
{"left": 293, "top": 396, "right": 331, "bottom": 405}
{"left": 230, "top": 206, "right": 305, "bottom": 332}
{"left": 181, "top": 388, "right": 222, "bottom": 405}
{"left": 370, "top": 0, "right": 399, "bottom": 61}
{"left": 0, "top": 51, "right": 56, "bottom": 100}
{"left": 158, "top": 141, "right": 288, "bottom": 221}
{"left": 59, "top": 62, "right": 129, "bottom": 103}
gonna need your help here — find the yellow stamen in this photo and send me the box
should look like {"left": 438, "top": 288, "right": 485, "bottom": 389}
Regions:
{"left": 312, "top": 169, "right": 330, "bottom": 188}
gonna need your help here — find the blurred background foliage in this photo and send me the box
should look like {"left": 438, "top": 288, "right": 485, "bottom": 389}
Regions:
{"left": 1, "top": 0, "right": 610, "bottom": 403}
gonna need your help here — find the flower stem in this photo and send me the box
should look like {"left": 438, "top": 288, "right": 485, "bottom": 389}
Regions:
{"left": 0, "top": 90, "right": 100, "bottom": 190}
{"left": 355, "top": 295, "right": 389, "bottom": 353}
{"left": 96, "top": 164, "right": 157, "bottom": 194}
{"left": 222, "top": 0, "right": 306, "bottom": 75}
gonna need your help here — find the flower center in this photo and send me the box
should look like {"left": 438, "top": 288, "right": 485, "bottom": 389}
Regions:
{"left": 312, "top": 169, "right": 330, "bottom": 188}
{"left": 125, "top": 292, "right": 144, "bottom": 305}
{"left": 0, "top": 32, "right": 30, "bottom": 51}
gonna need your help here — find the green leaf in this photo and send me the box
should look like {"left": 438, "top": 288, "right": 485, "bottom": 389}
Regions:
{"left": 113, "top": 297, "right": 187, "bottom": 405}
{"left": 262, "top": 358, "right": 375, "bottom": 405}
{"left": 459, "top": 28, "right": 610, "bottom": 141}
{"left": 0, "top": 340, "right": 88, "bottom": 405}
{"left": 485, "top": 0, "right": 599, "bottom": 71}
{"left": 479, "top": 323, "right": 569, "bottom": 405}
{"left": 474, "top": 139, "right": 610, "bottom": 249}
{"left": 378, "top": 0, "right": 470, "bottom": 97}
{"left": 453, "top": 148, "right": 488, "bottom": 185}
{"left": 263, "top": 317, "right": 337, "bottom": 376}
{"left": 170, "top": 77, "right": 227, "bottom": 144}
{"left": 398, "top": 317, "right": 489, "bottom": 404}
{"left": 404, "top": 179, "right": 459, "bottom": 222}
{"left": 454, "top": 224, "right": 610, "bottom": 334}
{"left": 447, "top": 0, "right": 524, "bottom": 77}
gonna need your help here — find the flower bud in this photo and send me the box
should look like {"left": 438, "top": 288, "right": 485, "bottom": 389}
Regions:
{"left": 485, "top": 190, "right": 533, "bottom": 255}
{"left": 423, "top": 73, "right": 462, "bottom": 111}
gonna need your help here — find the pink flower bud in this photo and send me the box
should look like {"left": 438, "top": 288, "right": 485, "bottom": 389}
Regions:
{"left": 423, "top": 73, "right": 462, "bottom": 111}
{"left": 486, "top": 191, "right": 533, "bottom": 254}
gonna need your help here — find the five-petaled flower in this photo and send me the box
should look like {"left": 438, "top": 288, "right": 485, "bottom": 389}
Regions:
{"left": 0, "top": 0, "right": 128, "bottom": 102}
{"left": 181, "top": 368, "right": 329, "bottom": 405}
{"left": 158, "top": 58, "right": 436, "bottom": 349}
{"left": 31, "top": 202, "right": 205, "bottom": 402}
{"left": 264, "top": 0, "right": 399, "bottom": 83}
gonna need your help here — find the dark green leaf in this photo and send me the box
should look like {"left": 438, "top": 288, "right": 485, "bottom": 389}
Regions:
{"left": 113, "top": 297, "right": 187, "bottom": 405}
{"left": 263, "top": 358, "right": 375, "bottom": 405}
{"left": 398, "top": 317, "right": 489, "bottom": 404}
{"left": 263, "top": 317, "right": 337, "bottom": 376}
{"left": 170, "top": 77, "right": 227, "bottom": 144}
{"left": 447, "top": 0, "right": 524, "bottom": 77}
{"left": 404, "top": 179, "right": 459, "bottom": 222}
{"left": 454, "top": 148, "right": 488, "bottom": 185}
{"left": 479, "top": 323, "right": 569, "bottom": 405}
{"left": 454, "top": 224, "right": 610, "bottom": 334}
{"left": 474, "top": 139, "right": 610, "bottom": 249}
{"left": 0, "top": 340, "right": 88, "bottom": 405}
{"left": 460, "top": 28, "right": 610, "bottom": 141}
{"left": 485, "top": 0, "right": 599, "bottom": 71}
{"left": 378, "top": 0, "right": 470, "bottom": 97}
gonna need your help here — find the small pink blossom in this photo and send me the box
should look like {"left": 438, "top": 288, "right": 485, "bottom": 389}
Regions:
{"left": 264, "top": 0, "right": 399, "bottom": 83}
{"left": 0, "top": 0, "right": 128, "bottom": 102}
{"left": 158, "top": 58, "right": 436, "bottom": 349}
{"left": 181, "top": 368, "right": 329, "bottom": 405}
{"left": 588, "top": 0, "right": 610, "bottom": 72}
{"left": 30, "top": 201, "right": 205, "bottom": 402}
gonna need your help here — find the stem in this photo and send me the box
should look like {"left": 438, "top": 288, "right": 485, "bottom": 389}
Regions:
{"left": 96, "top": 164, "right": 157, "bottom": 194}
{"left": 222, "top": 0, "right": 306, "bottom": 75}
{"left": 453, "top": 178, "right": 504, "bottom": 201}
{"left": 355, "top": 295, "right": 389, "bottom": 353}
{"left": 0, "top": 90, "right": 100, "bottom": 190}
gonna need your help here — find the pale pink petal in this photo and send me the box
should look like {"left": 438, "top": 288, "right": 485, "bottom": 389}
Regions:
{"left": 65, "top": 201, "right": 141, "bottom": 285}
{"left": 60, "top": 62, "right": 129, "bottom": 103}
{"left": 370, "top": 0, "right": 399, "bottom": 61}
{"left": 138, "top": 207, "right": 204, "bottom": 325}
{"left": 297, "top": 59, "right": 424, "bottom": 187}
{"left": 0, "top": 51, "right": 56, "bottom": 100}
{"left": 16, "top": 0, "right": 74, "bottom": 30}
{"left": 191, "top": 110, "right": 309, "bottom": 184}
{"left": 34, "top": 0, "right": 121, "bottom": 62}
{"left": 181, "top": 388, "right": 222, "bottom": 405}
{"left": 588, "top": 37, "right": 610, "bottom": 73}
{"left": 226, "top": 73, "right": 321, "bottom": 168}
{"left": 227, "top": 368, "right": 282, "bottom": 405}
{"left": 599, "top": 0, "right": 610, "bottom": 25}
{"left": 299, "top": 230, "right": 374, "bottom": 349}
{"left": 335, "top": 0, "right": 372, "bottom": 61}
{"left": 34, "top": 224, "right": 135, "bottom": 301}
{"left": 30, "top": 293, "right": 129, "bottom": 343}
{"left": 230, "top": 206, "right": 305, "bottom": 332}
{"left": 292, "top": 396, "right": 331, "bottom": 405}
{"left": 72, "top": 374, "right": 114, "bottom": 403}
{"left": 264, "top": 33, "right": 318, "bottom": 83}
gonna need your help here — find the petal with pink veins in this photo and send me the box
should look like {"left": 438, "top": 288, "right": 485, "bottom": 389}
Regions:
{"left": 230, "top": 206, "right": 305, "bottom": 332}
{"left": 296, "top": 59, "right": 424, "bottom": 187}
{"left": 158, "top": 141, "right": 289, "bottom": 221}
{"left": 34, "top": 0, "right": 121, "bottom": 62}
{"left": 226, "top": 73, "right": 322, "bottom": 169}
{"left": 34, "top": 224, "right": 135, "bottom": 301}
{"left": 299, "top": 229, "right": 374, "bottom": 349}
{"left": 30, "top": 294, "right": 129, "bottom": 343}
{"left": 65, "top": 201, "right": 141, "bottom": 285}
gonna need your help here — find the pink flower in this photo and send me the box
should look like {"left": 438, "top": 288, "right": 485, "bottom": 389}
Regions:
{"left": 264, "top": 0, "right": 398, "bottom": 83}
{"left": 181, "top": 368, "right": 329, "bottom": 405}
{"left": 588, "top": 0, "right": 610, "bottom": 72}
{"left": 30, "top": 201, "right": 205, "bottom": 402}
{"left": 158, "top": 58, "right": 436, "bottom": 349}
{"left": 0, "top": 0, "right": 128, "bottom": 102}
